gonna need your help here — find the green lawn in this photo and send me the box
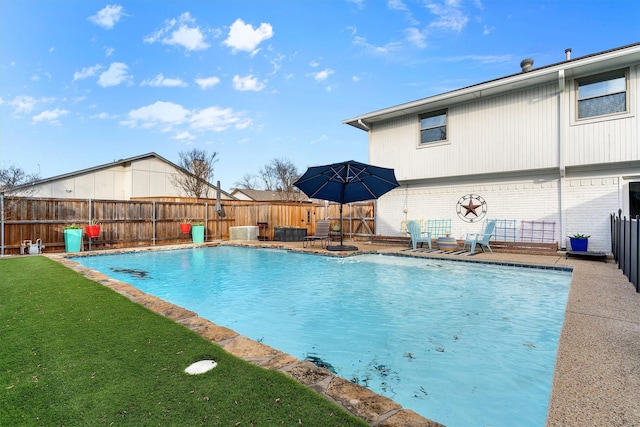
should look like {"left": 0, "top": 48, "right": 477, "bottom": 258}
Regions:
{"left": 1, "top": 256, "right": 368, "bottom": 426}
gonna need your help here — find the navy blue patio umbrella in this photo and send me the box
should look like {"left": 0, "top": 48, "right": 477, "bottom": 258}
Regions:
{"left": 293, "top": 160, "right": 399, "bottom": 251}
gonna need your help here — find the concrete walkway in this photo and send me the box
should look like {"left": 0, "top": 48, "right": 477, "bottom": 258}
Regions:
{"left": 50, "top": 241, "right": 640, "bottom": 426}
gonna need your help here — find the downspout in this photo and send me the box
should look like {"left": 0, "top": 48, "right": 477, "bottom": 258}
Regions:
{"left": 558, "top": 69, "right": 567, "bottom": 249}
{"left": 358, "top": 119, "right": 370, "bottom": 131}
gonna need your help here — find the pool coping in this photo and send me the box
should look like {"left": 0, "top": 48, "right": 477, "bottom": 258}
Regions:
{"left": 45, "top": 241, "right": 640, "bottom": 426}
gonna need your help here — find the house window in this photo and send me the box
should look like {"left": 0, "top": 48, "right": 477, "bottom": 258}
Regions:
{"left": 420, "top": 110, "right": 447, "bottom": 144}
{"left": 577, "top": 69, "right": 628, "bottom": 119}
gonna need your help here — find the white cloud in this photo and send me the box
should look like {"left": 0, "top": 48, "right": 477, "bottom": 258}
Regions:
{"left": 144, "top": 12, "right": 209, "bottom": 52}
{"left": 91, "top": 112, "right": 117, "bottom": 119}
{"left": 141, "top": 73, "right": 187, "bottom": 87}
{"left": 104, "top": 47, "right": 115, "bottom": 57}
{"left": 88, "top": 5, "right": 126, "bottom": 29}
{"left": 425, "top": 0, "right": 469, "bottom": 32}
{"left": 388, "top": 0, "right": 409, "bottom": 11}
{"left": 8, "top": 96, "right": 55, "bottom": 115}
{"left": 223, "top": 18, "right": 273, "bottom": 54}
{"left": 10, "top": 96, "right": 37, "bottom": 114}
{"left": 406, "top": 28, "right": 427, "bottom": 48}
{"left": 173, "top": 131, "right": 196, "bottom": 141}
{"left": 483, "top": 24, "right": 495, "bottom": 35}
{"left": 121, "top": 101, "right": 250, "bottom": 134}
{"left": 311, "top": 68, "right": 334, "bottom": 82}
{"left": 32, "top": 108, "right": 68, "bottom": 125}
{"left": 444, "top": 54, "right": 512, "bottom": 64}
{"left": 98, "top": 62, "right": 132, "bottom": 87}
{"left": 190, "top": 106, "right": 251, "bottom": 131}
{"left": 122, "top": 101, "right": 190, "bottom": 128}
{"left": 268, "top": 53, "right": 285, "bottom": 76}
{"left": 232, "top": 74, "right": 266, "bottom": 91}
{"left": 73, "top": 64, "right": 102, "bottom": 81}
{"left": 194, "top": 76, "right": 221, "bottom": 90}
{"left": 352, "top": 36, "right": 403, "bottom": 56}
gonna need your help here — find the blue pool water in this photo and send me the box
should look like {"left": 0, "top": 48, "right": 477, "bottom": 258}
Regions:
{"left": 73, "top": 246, "right": 571, "bottom": 427}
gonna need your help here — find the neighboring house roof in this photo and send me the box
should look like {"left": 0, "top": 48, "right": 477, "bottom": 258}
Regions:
{"left": 344, "top": 42, "right": 640, "bottom": 131}
{"left": 6, "top": 152, "right": 235, "bottom": 199}
{"left": 230, "top": 188, "right": 309, "bottom": 202}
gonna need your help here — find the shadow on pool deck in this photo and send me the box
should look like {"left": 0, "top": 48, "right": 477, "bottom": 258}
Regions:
{"left": 49, "top": 240, "right": 640, "bottom": 426}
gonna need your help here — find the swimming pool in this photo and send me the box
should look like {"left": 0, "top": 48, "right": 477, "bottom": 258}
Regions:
{"left": 72, "top": 246, "right": 571, "bottom": 427}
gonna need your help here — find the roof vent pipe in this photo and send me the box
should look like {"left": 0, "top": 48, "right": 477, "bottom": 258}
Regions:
{"left": 565, "top": 48, "right": 572, "bottom": 61}
{"left": 520, "top": 58, "right": 534, "bottom": 73}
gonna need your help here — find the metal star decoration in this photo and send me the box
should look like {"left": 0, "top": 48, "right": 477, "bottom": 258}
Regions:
{"left": 462, "top": 199, "right": 481, "bottom": 217}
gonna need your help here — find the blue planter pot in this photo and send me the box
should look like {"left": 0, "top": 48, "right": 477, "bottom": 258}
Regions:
{"left": 569, "top": 237, "right": 588, "bottom": 252}
{"left": 64, "top": 228, "right": 82, "bottom": 252}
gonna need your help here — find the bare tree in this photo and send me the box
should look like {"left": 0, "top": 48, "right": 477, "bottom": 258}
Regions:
{"left": 170, "top": 149, "right": 219, "bottom": 198}
{"left": 0, "top": 164, "right": 42, "bottom": 220}
{"left": 234, "top": 173, "right": 261, "bottom": 190}
{"left": 259, "top": 158, "right": 301, "bottom": 201}
{"left": 0, "top": 164, "right": 41, "bottom": 193}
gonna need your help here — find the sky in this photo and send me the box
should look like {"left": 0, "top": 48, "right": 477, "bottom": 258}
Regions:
{"left": 1, "top": 1, "right": 639, "bottom": 192}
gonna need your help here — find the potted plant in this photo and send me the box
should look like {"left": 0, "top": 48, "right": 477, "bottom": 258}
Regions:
{"left": 179, "top": 220, "right": 192, "bottom": 234}
{"left": 568, "top": 233, "right": 590, "bottom": 252}
{"left": 85, "top": 219, "right": 101, "bottom": 238}
{"left": 191, "top": 221, "right": 205, "bottom": 243}
{"left": 63, "top": 224, "right": 83, "bottom": 252}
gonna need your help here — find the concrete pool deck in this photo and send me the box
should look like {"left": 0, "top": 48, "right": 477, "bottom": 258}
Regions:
{"left": 48, "top": 241, "right": 640, "bottom": 426}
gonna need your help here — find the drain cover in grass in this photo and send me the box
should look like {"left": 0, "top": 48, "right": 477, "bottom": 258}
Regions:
{"left": 185, "top": 360, "right": 218, "bottom": 375}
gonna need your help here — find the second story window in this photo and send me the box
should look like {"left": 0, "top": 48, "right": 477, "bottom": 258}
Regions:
{"left": 420, "top": 110, "right": 447, "bottom": 144}
{"left": 577, "top": 69, "right": 627, "bottom": 119}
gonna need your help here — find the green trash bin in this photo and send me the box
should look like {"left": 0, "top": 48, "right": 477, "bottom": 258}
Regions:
{"left": 64, "top": 228, "right": 83, "bottom": 252}
{"left": 191, "top": 225, "right": 205, "bottom": 243}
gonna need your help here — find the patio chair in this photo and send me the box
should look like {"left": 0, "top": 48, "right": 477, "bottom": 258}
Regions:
{"left": 303, "top": 220, "right": 331, "bottom": 248}
{"left": 463, "top": 219, "right": 496, "bottom": 254}
{"left": 406, "top": 220, "right": 432, "bottom": 250}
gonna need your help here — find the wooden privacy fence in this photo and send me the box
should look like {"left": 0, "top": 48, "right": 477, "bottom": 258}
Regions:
{"left": 0, "top": 196, "right": 375, "bottom": 255}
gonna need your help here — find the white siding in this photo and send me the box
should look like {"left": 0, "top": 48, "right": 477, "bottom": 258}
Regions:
{"left": 363, "top": 47, "right": 640, "bottom": 253}
{"left": 370, "top": 83, "right": 560, "bottom": 180}
{"left": 565, "top": 65, "right": 639, "bottom": 166}
{"left": 22, "top": 157, "right": 190, "bottom": 200}
{"left": 131, "top": 158, "right": 183, "bottom": 198}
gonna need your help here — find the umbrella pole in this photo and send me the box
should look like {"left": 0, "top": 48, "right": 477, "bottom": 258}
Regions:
{"left": 339, "top": 204, "right": 344, "bottom": 246}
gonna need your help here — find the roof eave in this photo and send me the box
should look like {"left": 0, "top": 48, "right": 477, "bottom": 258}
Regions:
{"left": 343, "top": 42, "right": 640, "bottom": 130}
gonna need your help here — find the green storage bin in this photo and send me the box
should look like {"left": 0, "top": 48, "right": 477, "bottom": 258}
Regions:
{"left": 191, "top": 225, "right": 205, "bottom": 243}
{"left": 64, "top": 228, "right": 82, "bottom": 252}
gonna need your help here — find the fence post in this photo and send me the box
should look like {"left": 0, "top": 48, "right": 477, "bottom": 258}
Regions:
{"left": 1, "top": 193, "right": 4, "bottom": 256}
{"left": 610, "top": 213, "right": 616, "bottom": 261}
{"left": 631, "top": 215, "right": 640, "bottom": 292}
{"left": 152, "top": 201, "right": 156, "bottom": 246}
